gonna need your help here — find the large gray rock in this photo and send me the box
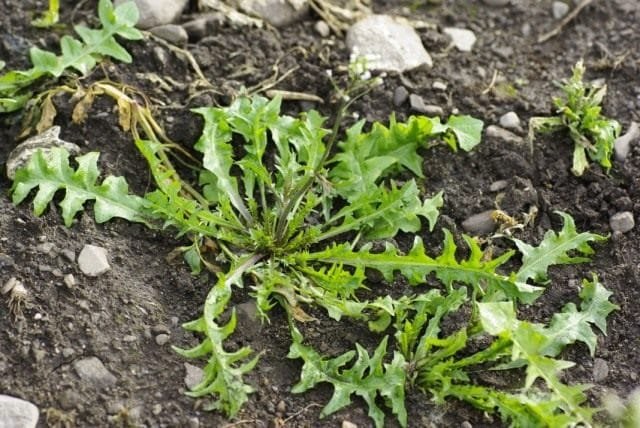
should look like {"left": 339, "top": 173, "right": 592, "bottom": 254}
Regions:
{"left": 73, "top": 357, "right": 117, "bottom": 389}
{"left": 6, "top": 126, "right": 80, "bottom": 180}
{"left": 239, "top": 0, "right": 309, "bottom": 27}
{"left": 346, "top": 15, "right": 433, "bottom": 72}
{"left": 115, "top": 0, "right": 188, "bottom": 29}
{"left": 0, "top": 395, "right": 39, "bottom": 428}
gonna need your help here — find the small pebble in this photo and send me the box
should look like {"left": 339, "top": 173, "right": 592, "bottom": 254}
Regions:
{"left": 342, "top": 422, "right": 358, "bottom": 428}
{"left": 499, "top": 111, "right": 521, "bottom": 130}
{"left": 61, "top": 249, "right": 76, "bottom": 263}
{"left": 393, "top": 86, "right": 409, "bottom": 107}
{"left": 152, "top": 403, "right": 163, "bottom": 415}
{"left": 489, "top": 180, "right": 509, "bottom": 192}
{"left": 610, "top": 211, "right": 634, "bottom": 233}
{"left": 155, "top": 334, "right": 170, "bottom": 346}
{"left": 552, "top": 1, "right": 570, "bottom": 19}
{"left": 485, "top": 125, "right": 523, "bottom": 144}
{"left": 78, "top": 244, "right": 110, "bottom": 277}
{"left": 314, "top": 20, "right": 330, "bottom": 37}
{"left": 184, "top": 363, "right": 204, "bottom": 390}
{"left": 276, "top": 400, "right": 286, "bottom": 414}
{"left": 462, "top": 210, "right": 497, "bottom": 235}
{"left": 62, "top": 348, "right": 75, "bottom": 358}
{"left": 461, "top": 422, "right": 473, "bottom": 428}
{"left": 63, "top": 274, "right": 76, "bottom": 288}
{"left": 443, "top": 27, "right": 477, "bottom": 52}
{"left": 593, "top": 358, "right": 609, "bottom": 382}
{"left": 432, "top": 81, "right": 447, "bottom": 91}
{"left": 36, "top": 242, "right": 55, "bottom": 255}
{"left": 482, "top": 0, "right": 509, "bottom": 5}
{"left": 187, "top": 417, "right": 200, "bottom": 428}
{"left": 152, "top": 324, "right": 170, "bottom": 335}
{"left": 123, "top": 335, "right": 137, "bottom": 343}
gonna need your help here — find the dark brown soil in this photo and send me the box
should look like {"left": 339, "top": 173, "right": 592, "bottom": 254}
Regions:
{"left": 1, "top": 0, "right": 639, "bottom": 427}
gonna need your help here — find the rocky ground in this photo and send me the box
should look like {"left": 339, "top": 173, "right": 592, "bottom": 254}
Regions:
{"left": 0, "top": 0, "right": 639, "bottom": 427}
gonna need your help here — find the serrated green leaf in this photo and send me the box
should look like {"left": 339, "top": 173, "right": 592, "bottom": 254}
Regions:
{"left": 515, "top": 211, "right": 606, "bottom": 284}
{"left": 174, "top": 256, "right": 262, "bottom": 417}
{"left": 300, "top": 231, "right": 539, "bottom": 303}
{"left": 446, "top": 115, "right": 484, "bottom": 151}
{"left": 11, "top": 148, "right": 147, "bottom": 227}
{"left": 288, "top": 326, "right": 407, "bottom": 428}
{"left": 543, "top": 274, "right": 618, "bottom": 356}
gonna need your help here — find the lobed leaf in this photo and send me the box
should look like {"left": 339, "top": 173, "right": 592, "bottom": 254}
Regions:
{"left": 515, "top": 211, "right": 607, "bottom": 284}
{"left": 11, "top": 147, "right": 147, "bottom": 227}
{"left": 288, "top": 326, "right": 407, "bottom": 428}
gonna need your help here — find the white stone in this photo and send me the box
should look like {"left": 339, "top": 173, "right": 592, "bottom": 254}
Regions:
{"left": 552, "top": 1, "right": 570, "bottom": 20}
{"left": 78, "top": 245, "right": 111, "bottom": 277}
{"left": 443, "top": 27, "right": 477, "bottom": 52}
{"left": 238, "top": 0, "right": 309, "bottom": 27}
{"left": 432, "top": 81, "right": 448, "bottom": 91}
{"left": 0, "top": 395, "right": 39, "bottom": 428}
{"left": 614, "top": 121, "right": 639, "bottom": 162}
{"left": 115, "top": 0, "right": 188, "bottom": 29}
{"left": 150, "top": 24, "right": 188, "bottom": 46}
{"left": 483, "top": 0, "right": 510, "bottom": 5}
{"left": 346, "top": 15, "right": 433, "bottom": 72}
{"left": 499, "top": 111, "right": 521, "bottom": 130}
{"left": 314, "top": 20, "right": 331, "bottom": 37}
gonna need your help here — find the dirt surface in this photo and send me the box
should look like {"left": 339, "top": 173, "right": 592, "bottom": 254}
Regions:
{"left": 1, "top": 0, "right": 639, "bottom": 427}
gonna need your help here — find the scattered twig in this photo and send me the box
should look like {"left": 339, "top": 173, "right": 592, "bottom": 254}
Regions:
{"left": 481, "top": 69, "right": 499, "bottom": 95}
{"left": 537, "top": 0, "right": 596, "bottom": 43}
{"left": 265, "top": 89, "right": 324, "bottom": 103}
{"left": 283, "top": 403, "right": 323, "bottom": 423}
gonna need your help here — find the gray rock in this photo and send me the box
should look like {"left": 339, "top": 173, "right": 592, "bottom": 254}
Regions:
{"left": 73, "top": 357, "right": 117, "bottom": 389}
{"left": 443, "top": 27, "right": 477, "bottom": 52}
{"left": 610, "top": 211, "right": 634, "bottom": 233}
{"left": 614, "top": 121, "right": 639, "bottom": 162}
{"left": 78, "top": 244, "right": 110, "bottom": 277}
{"left": 409, "top": 94, "right": 427, "bottom": 113}
{"left": 499, "top": 112, "right": 521, "bottom": 130}
{"left": 462, "top": 210, "right": 497, "bottom": 235}
{"left": 115, "top": 0, "right": 188, "bottom": 29}
{"left": 150, "top": 24, "right": 188, "bottom": 46}
{"left": 485, "top": 125, "right": 523, "bottom": 144}
{"left": 593, "top": 358, "right": 609, "bottom": 382}
{"left": 0, "top": 395, "right": 39, "bottom": 428}
{"left": 6, "top": 126, "right": 81, "bottom": 180}
{"left": 461, "top": 422, "right": 473, "bottom": 428}
{"left": 346, "top": 15, "right": 433, "bottom": 72}
{"left": 552, "top": 1, "right": 570, "bottom": 19}
{"left": 482, "top": 0, "right": 510, "bottom": 5}
{"left": 432, "top": 81, "right": 447, "bottom": 91}
{"left": 184, "top": 363, "right": 204, "bottom": 390}
{"left": 63, "top": 273, "right": 76, "bottom": 288}
{"left": 35, "top": 242, "right": 55, "bottom": 255}
{"left": 238, "top": 0, "right": 309, "bottom": 27}
{"left": 314, "top": 20, "right": 331, "bottom": 37}
{"left": 188, "top": 417, "right": 200, "bottom": 428}
{"left": 393, "top": 86, "right": 409, "bottom": 107}
{"left": 155, "top": 334, "right": 170, "bottom": 346}
{"left": 489, "top": 180, "right": 509, "bottom": 192}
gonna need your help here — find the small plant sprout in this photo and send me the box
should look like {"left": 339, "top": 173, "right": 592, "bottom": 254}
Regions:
{"left": 529, "top": 60, "right": 621, "bottom": 176}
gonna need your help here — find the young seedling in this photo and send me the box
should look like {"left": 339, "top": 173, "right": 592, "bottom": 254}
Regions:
{"left": 0, "top": 0, "right": 142, "bottom": 113}
{"left": 32, "top": 0, "right": 60, "bottom": 28}
{"left": 529, "top": 60, "right": 621, "bottom": 176}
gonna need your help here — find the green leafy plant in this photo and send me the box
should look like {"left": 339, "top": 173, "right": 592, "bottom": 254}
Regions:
{"left": 32, "top": 0, "right": 60, "bottom": 28}
{"left": 529, "top": 60, "right": 622, "bottom": 176}
{"left": 0, "top": 0, "right": 141, "bottom": 113}
{"left": 11, "top": 81, "right": 616, "bottom": 426}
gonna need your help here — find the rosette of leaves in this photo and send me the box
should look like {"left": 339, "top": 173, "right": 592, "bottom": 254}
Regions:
{"left": 11, "top": 93, "right": 616, "bottom": 427}
{"left": 529, "top": 60, "right": 621, "bottom": 176}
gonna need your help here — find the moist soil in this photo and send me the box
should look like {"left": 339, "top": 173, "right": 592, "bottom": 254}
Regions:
{"left": 1, "top": 0, "right": 639, "bottom": 427}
